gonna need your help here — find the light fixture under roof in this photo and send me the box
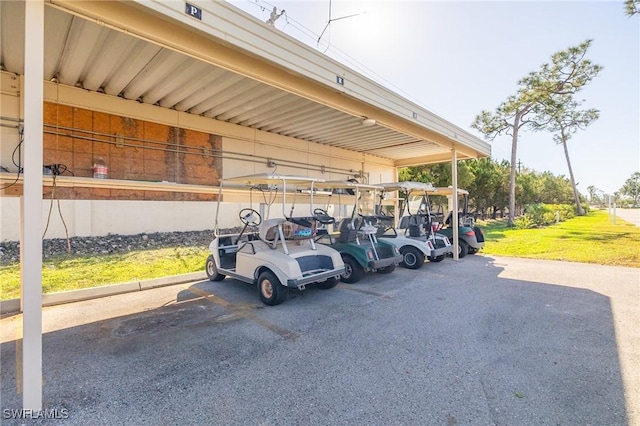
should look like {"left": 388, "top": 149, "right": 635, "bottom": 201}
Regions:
{"left": 361, "top": 118, "right": 376, "bottom": 127}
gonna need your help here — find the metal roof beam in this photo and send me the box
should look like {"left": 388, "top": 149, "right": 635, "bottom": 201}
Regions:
{"left": 234, "top": 95, "right": 302, "bottom": 127}
{"left": 282, "top": 114, "right": 355, "bottom": 137}
{"left": 255, "top": 102, "right": 325, "bottom": 131}
{"left": 103, "top": 41, "right": 161, "bottom": 96}
{"left": 158, "top": 66, "right": 225, "bottom": 109}
{"left": 48, "top": 0, "right": 490, "bottom": 161}
{"left": 225, "top": 91, "right": 291, "bottom": 124}
{"left": 206, "top": 84, "right": 274, "bottom": 120}
{"left": 142, "top": 60, "right": 210, "bottom": 105}
{"left": 176, "top": 72, "right": 245, "bottom": 113}
{"left": 57, "top": 18, "right": 109, "bottom": 86}
{"left": 82, "top": 31, "right": 135, "bottom": 91}
{"left": 122, "top": 50, "right": 187, "bottom": 100}
{"left": 0, "top": 1, "right": 26, "bottom": 73}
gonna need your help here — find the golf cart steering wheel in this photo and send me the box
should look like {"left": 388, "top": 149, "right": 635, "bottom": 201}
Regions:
{"left": 238, "top": 208, "right": 262, "bottom": 226}
{"left": 313, "top": 208, "right": 335, "bottom": 225}
{"left": 358, "top": 213, "right": 376, "bottom": 221}
{"left": 376, "top": 208, "right": 394, "bottom": 220}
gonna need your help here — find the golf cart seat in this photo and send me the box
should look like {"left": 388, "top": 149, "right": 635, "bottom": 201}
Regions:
{"left": 398, "top": 215, "right": 411, "bottom": 230}
{"left": 374, "top": 215, "right": 395, "bottom": 237}
{"left": 259, "top": 218, "right": 286, "bottom": 248}
{"left": 283, "top": 218, "right": 314, "bottom": 240}
{"left": 337, "top": 217, "right": 361, "bottom": 243}
{"left": 398, "top": 215, "right": 427, "bottom": 237}
{"left": 259, "top": 218, "right": 315, "bottom": 248}
{"left": 445, "top": 211, "right": 474, "bottom": 227}
{"left": 444, "top": 211, "right": 461, "bottom": 226}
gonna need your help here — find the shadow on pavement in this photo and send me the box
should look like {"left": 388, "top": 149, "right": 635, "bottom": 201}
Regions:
{"left": 0, "top": 255, "right": 628, "bottom": 425}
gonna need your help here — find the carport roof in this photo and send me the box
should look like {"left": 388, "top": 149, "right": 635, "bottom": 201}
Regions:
{"left": 0, "top": 0, "right": 490, "bottom": 167}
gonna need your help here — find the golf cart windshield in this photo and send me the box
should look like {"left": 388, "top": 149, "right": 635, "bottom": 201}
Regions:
{"left": 313, "top": 181, "right": 383, "bottom": 220}
{"left": 379, "top": 181, "right": 435, "bottom": 217}
{"left": 214, "top": 173, "right": 328, "bottom": 235}
{"left": 358, "top": 190, "right": 377, "bottom": 217}
{"left": 406, "top": 194, "right": 428, "bottom": 215}
{"left": 426, "top": 187, "right": 472, "bottom": 226}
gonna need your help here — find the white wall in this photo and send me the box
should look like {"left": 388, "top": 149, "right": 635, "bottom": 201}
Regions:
{"left": 0, "top": 198, "right": 265, "bottom": 241}
{"left": 0, "top": 197, "right": 355, "bottom": 241}
{"left": 0, "top": 74, "right": 397, "bottom": 241}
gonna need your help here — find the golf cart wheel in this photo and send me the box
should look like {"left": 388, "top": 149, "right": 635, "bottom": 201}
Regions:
{"left": 258, "top": 270, "right": 288, "bottom": 306}
{"left": 427, "top": 254, "right": 446, "bottom": 263}
{"left": 205, "top": 255, "right": 226, "bottom": 282}
{"left": 457, "top": 240, "right": 469, "bottom": 258}
{"left": 316, "top": 277, "right": 339, "bottom": 290}
{"left": 400, "top": 246, "right": 425, "bottom": 270}
{"left": 377, "top": 264, "right": 396, "bottom": 274}
{"left": 340, "top": 255, "right": 364, "bottom": 284}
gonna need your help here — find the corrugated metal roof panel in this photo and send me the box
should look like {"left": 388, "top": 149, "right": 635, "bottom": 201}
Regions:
{"left": 0, "top": 1, "right": 490, "bottom": 164}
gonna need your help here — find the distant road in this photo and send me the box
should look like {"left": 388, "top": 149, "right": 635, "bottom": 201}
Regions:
{"left": 612, "top": 208, "right": 640, "bottom": 227}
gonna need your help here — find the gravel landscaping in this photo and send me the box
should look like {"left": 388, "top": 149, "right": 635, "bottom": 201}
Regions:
{"left": 0, "top": 230, "right": 229, "bottom": 265}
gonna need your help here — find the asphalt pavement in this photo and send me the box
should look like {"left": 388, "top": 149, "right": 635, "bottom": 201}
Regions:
{"left": 614, "top": 208, "right": 640, "bottom": 227}
{"left": 1, "top": 254, "right": 639, "bottom": 425}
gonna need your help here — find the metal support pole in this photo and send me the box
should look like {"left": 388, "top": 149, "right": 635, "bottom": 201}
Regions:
{"left": 22, "top": 0, "right": 45, "bottom": 410}
{"left": 394, "top": 167, "right": 400, "bottom": 229}
{"left": 451, "top": 149, "right": 459, "bottom": 260}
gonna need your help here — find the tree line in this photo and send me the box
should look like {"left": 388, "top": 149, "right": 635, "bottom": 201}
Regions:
{"left": 402, "top": 2, "right": 640, "bottom": 219}
{"left": 399, "top": 159, "right": 582, "bottom": 219}
{"left": 588, "top": 172, "right": 640, "bottom": 208}
{"left": 400, "top": 160, "right": 639, "bottom": 218}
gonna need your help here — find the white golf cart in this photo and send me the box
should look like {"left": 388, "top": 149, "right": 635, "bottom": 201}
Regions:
{"left": 205, "top": 174, "right": 345, "bottom": 306}
{"left": 377, "top": 182, "right": 453, "bottom": 268}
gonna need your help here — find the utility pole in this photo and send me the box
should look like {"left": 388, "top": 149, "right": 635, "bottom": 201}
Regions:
{"left": 517, "top": 159, "right": 522, "bottom": 173}
{"left": 635, "top": 173, "right": 639, "bottom": 207}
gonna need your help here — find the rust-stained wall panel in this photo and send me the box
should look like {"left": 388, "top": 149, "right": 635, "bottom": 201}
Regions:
{"left": 41, "top": 102, "right": 222, "bottom": 200}
{"left": 92, "top": 111, "right": 111, "bottom": 159}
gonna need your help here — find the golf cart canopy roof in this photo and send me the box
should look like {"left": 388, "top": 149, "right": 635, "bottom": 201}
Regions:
{"left": 427, "top": 186, "right": 470, "bottom": 196}
{"left": 222, "top": 173, "right": 324, "bottom": 186}
{"left": 314, "top": 180, "right": 384, "bottom": 191}
{"left": 379, "top": 181, "right": 436, "bottom": 193}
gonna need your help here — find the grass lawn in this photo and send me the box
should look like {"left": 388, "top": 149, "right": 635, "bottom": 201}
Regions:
{"left": 0, "top": 246, "right": 208, "bottom": 300}
{"left": 1, "top": 209, "right": 638, "bottom": 300}
{"left": 478, "top": 209, "right": 640, "bottom": 267}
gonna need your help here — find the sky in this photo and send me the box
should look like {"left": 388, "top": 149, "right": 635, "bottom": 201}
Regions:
{"left": 227, "top": 0, "right": 639, "bottom": 196}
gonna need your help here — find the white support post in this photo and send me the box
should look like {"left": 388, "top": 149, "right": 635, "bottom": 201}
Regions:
{"left": 22, "top": 0, "right": 45, "bottom": 410}
{"left": 394, "top": 167, "right": 400, "bottom": 229}
{"left": 451, "top": 149, "right": 459, "bottom": 260}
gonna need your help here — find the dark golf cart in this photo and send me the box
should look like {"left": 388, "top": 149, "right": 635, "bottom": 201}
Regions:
{"left": 314, "top": 180, "right": 402, "bottom": 283}
{"left": 427, "top": 187, "right": 485, "bottom": 258}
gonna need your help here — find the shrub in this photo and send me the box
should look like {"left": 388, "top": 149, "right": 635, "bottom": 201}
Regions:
{"left": 514, "top": 215, "right": 536, "bottom": 229}
{"left": 520, "top": 203, "right": 576, "bottom": 227}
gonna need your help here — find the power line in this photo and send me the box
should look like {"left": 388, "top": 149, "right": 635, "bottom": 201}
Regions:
{"left": 235, "top": 0, "right": 438, "bottom": 112}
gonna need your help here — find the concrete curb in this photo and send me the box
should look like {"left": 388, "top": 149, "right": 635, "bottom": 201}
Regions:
{"left": 0, "top": 271, "right": 207, "bottom": 315}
